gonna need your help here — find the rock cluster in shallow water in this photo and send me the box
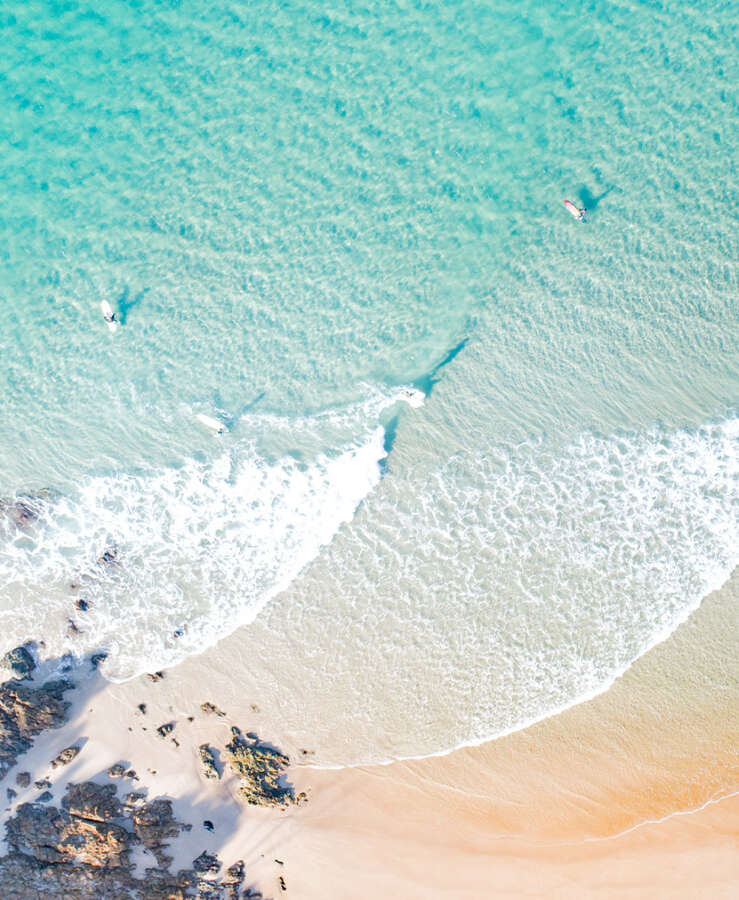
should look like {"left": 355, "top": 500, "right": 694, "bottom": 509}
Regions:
{"left": 2, "top": 645, "right": 36, "bottom": 679}
{"left": 0, "top": 492, "right": 53, "bottom": 530}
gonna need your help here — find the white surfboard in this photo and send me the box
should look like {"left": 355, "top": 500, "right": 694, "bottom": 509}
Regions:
{"left": 564, "top": 199, "right": 585, "bottom": 221}
{"left": 398, "top": 387, "right": 425, "bottom": 408}
{"left": 196, "top": 413, "right": 226, "bottom": 434}
{"left": 100, "top": 300, "right": 118, "bottom": 332}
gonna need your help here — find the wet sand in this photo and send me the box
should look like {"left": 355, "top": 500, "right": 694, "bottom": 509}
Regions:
{"left": 3, "top": 570, "right": 736, "bottom": 897}
{"left": 273, "top": 568, "right": 739, "bottom": 897}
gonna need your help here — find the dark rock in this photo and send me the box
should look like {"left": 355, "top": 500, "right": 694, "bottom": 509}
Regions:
{"left": 0, "top": 676, "right": 73, "bottom": 779}
{"left": 15, "top": 772, "right": 30, "bottom": 788}
{"left": 200, "top": 701, "right": 226, "bottom": 717}
{"left": 62, "top": 782, "right": 122, "bottom": 822}
{"left": 203, "top": 819, "right": 214, "bottom": 831}
{"left": 51, "top": 745, "right": 81, "bottom": 768}
{"left": 124, "top": 770, "right": 137, "bottom": 780}
{"left": 75, "top": 599, "right": 89, "bottom": 612}
{"left": 0, "top": 777, "right": 223, "bottom": 896}
{"left": 132, "top": 798, "right": 183, "bottom": 864}
{"left": 140, "top": 868, "right": 196, "bottom": 899}
{"left": 7, "top": 787, "right": 16, "bottom": 801}
{"left": 5, "top": 800, "right": 130, "bottom": 868}
{"left": 0, "top": 757, "right": 260, "bottom": 898}
{"left": 37, "top": 791, "right": 53, "bottom": 802}
{"left": 98, "top": 547, "right": 118, "bottom": 566}
{"left": 156, "top": 722, "right": 174, "bottom": 739}
{"left": 2, "top": 646, "right": 36, "bottom": 679}
{"left": 225, "top": 859, "right": 245, "bottom": 883}
{"left": 107, "top": 763, "right": 126, "bottom": 778}
{"left": 225, "top": 732, "right": 295, "bottom": 807}
{"left": 123, "top": 790, "right": 146, "bottom": 809}
{"left": 90, "top": 652, "right": 108, "bottom": 670}
{"left": 193, "top": 850, "right": 221, "bottom": 873}
{"left": 0, "top": 493, "right": 50, "bottom": 529}
{"left": 35, "top": 778, "right": 51, "bottom": 790}
{"left": 198, "top": 743, "right": 220, "bottom": 780}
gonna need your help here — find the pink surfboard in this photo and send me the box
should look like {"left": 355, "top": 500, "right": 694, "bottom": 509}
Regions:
{"left": 564, "top": 199, "right": 585, "bottom": 221}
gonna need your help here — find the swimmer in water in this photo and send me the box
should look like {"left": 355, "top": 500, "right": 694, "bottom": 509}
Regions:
{"left": 103, "top": 309, "right": 117, "bottom": 325}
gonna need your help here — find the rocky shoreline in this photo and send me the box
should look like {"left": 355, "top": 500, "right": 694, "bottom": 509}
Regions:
{"left": 1, "top": 780, "right": 251, "bottom": 899}
{"left": 0, "top": 644, "right": 305, "bottom": 899}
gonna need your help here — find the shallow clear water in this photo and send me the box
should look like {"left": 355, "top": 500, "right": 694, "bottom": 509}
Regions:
{"left": 1, "top": 0, "right": 737, "bottom": 764}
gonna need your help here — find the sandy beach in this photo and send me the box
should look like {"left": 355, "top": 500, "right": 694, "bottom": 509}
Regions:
{"left": 2, "top": 569, "right": 736, "bottom": 897}
{"left": 2, "top": 3, "right": 737, "bottom": 897}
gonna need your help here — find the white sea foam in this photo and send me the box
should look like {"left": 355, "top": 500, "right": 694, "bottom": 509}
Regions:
{"left": 239, "top": 414, "right": 739, "bottom": 766}
{"left": 0, "top": 387, "right": 421, "bottom": 678}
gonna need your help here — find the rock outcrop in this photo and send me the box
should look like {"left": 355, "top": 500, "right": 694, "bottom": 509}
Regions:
{"left": 157, "top": 721, "right": 175, "bottom": 739}
{"left": 132, "top": 797, "right": 186, "bottom": 866}
{"left": 225, "top": 730, "right": 295, "bottom": 808}
{"left": 51, "top": 745, "right": 81, "bottom": 768}
{"left": 193, "top": 850, "right": 221, "bottom": 873}
{"left": 0, "top": 492, "right": 52, "bottom": 529}
{"left": 198, "top": 744, "right": 220, "bottom": 780}
{"left": 0, "top": 781, "right": 249, "bottom": 899}
{"left": 1, "top": 645, "right": 36, "bottom": 679}
{"left": 0, "top": 674, "right": 74, "bottom": 779}
{"left": 7, "top": 801, "right": 130, "bottom": 868}
{"left": 62, "top": 782, "right": 122, "bottom": 822}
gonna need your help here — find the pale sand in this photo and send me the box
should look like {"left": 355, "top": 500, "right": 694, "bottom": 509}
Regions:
{"left": 4, "top": 570, "right": 736, "bottom": 897}
{"left": 266, "top": 568, "right": 739, "bottom": 897}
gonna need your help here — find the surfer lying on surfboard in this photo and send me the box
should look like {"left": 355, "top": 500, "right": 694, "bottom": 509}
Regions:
{"left": 100, "top": 299, "right": 119, "bottom": 332}
{"left": 564, "top": 199, "right": 586, "bottom": 222}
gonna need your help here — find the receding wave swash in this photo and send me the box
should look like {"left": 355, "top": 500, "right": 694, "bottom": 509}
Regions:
{"left": 229, "top": 413, "right": 739, "bottom": 766}
{"left": 0, "top": 387, "right": 418, "bottom": 678}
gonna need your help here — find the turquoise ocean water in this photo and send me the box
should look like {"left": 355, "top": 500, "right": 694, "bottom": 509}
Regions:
{"left": 1, "top": 0, "right": 737, "bottom": 764}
